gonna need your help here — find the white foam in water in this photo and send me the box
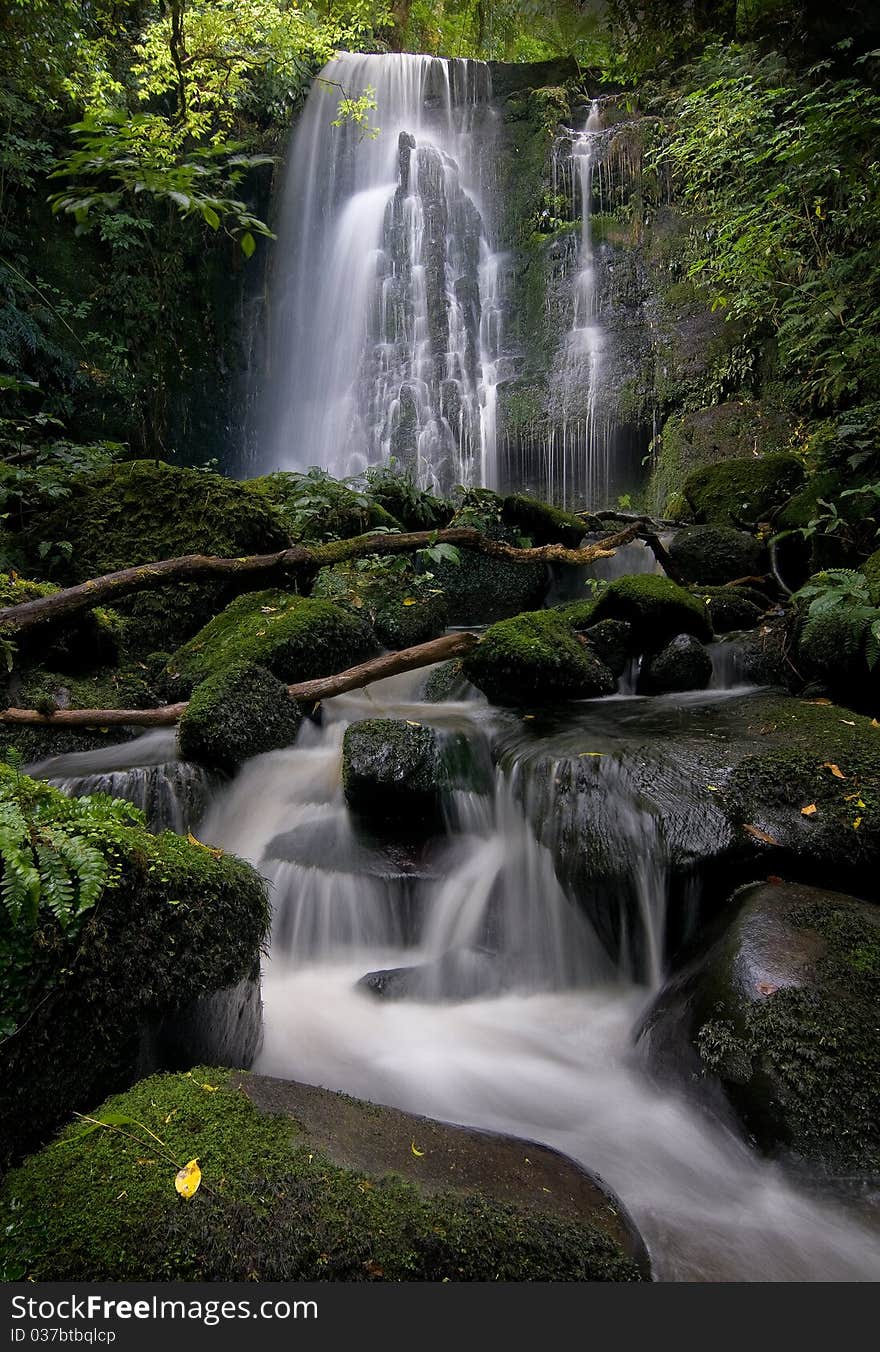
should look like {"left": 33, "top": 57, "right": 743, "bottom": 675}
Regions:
{"left": 199, "top": 674, "right": 880, "bottom": 1283}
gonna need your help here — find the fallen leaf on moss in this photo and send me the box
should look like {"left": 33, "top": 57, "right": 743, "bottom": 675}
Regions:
{"left": 186, "top": 831, "right": 224, "bottom": 858}
{"left": 854, "top": 817, "right": 863, "bottom": 830}
{"left": 402, "top": 598, "right": 418, "bottom": 606}
{"left": 822, "top": 763, "right": 846, "bottom": 779}
{"left": 743, "top": 824, "right": 780, "bottom": 846}
{"left": 801, "top": 804, "right": 818, "bottom": 817}
{"left": 410, "top": 1141, "right": 425, "bottom": 1157}
{"left": 175, "top": 1159, "right": 201, "bottom": 1199}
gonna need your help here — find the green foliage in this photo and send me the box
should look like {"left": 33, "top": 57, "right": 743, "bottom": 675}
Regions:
{"left": 246, "top": 468, "right": 399, "bottom": 542}
{"left": 361, "top": 461, "right": 451, "bottom": 532}
{"left": 794, "top": 568, "right": 880, "bottom": 671}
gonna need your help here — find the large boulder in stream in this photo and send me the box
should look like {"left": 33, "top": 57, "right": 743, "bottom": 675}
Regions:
{"left": 638, "top": 880, "right": 880, "bottom": 1176}
{"left": 343, "top": 718, "right": 441, "bottom": 827}
{"left": 463, "top": 610, "right": 616, "bottom": 707}
{"left": 166, "top": 589, "right": 377, "bottom": 696}
{"left": 591, "top": 573, "right": 712, "bottom": 650}
{"left": 177, "top": 661, "right": 303, "bottom": 773}
{"left": 680, "top": 453, "right": 805, "bottom": 528}
{"left": 638, "top": 633, "right": 713, "bottom": 694}
{"left": 0, "top": 1069, "right": 649, "bottom": 1281}
{"left": 668, "top": 525, "right": 764, "bottom": 586}
{"left": 0, "top": 769, "right": 269, "bottom": 1169}
{"left": 693, "top": 585, "right": 765, "bottom": 635}
{"left": 312, "top": 559, "right": 448, "bottom": 650}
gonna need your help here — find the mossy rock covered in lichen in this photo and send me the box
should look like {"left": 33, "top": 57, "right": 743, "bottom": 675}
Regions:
{"left": 245, "top": 471, "right": 400, "bottom": 541}
{"left": 501, "top": 493, "right": 586, "bottom": 547}
{"left": 0, "top": 774, "right": 269, "bottom": 1167}
{"left": 668, "top": 525, "right": 764, "bottom": 586}
{"left": 27, "top": 461, "right": 292, "bottom": 653}
{"left": 311, "top": 560, "right": 448, "bottom": 651}
{"left": 4, "top": 664, "right": 160, "bottom": 763}
{"left": 178, "top": 662, "right": 303, "bottom": 773}
{"left": 166, "top": 589, "right": 377, "bottom": 696}
{"left": 342, "top": 718, "right": 441, "bottom": 827}
{"left": 638, "top": 880, "right": 880, "bottom": 1175}
{"left": 592, "top": 573, "right": 712, "bottom": 649}
{"left": 463, "top": 610, "right": 615, "bottom": 707}
{"left": 0, "top": 1069, "right": 648, "bottom": 1282}
{"left": 680, "top": 453, "right": 805, "bottom": 527}
{"left": 691, "top": 585, "right": 765, "bottom": 635}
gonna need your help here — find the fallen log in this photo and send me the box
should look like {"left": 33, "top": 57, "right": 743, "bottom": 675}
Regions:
{"left": 0, "top": 630, "right": 480, "bottom": 729}
{"left": 0, "top": 525, "right": 638, "bottom": 636}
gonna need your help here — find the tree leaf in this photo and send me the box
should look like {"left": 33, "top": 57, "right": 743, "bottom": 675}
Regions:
{"left": 175, "top": 1159, "right": 201, "bottom": 1198}
{"left": 240, "top": 231, "right": 256, "bottom": 258}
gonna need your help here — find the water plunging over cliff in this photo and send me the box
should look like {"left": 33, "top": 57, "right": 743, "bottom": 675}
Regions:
{"left": 262, "top": 53, "right": 503, "bottom": 493}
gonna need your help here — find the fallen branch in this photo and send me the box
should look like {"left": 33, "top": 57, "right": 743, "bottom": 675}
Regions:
{"left": 0, "top": 526, "right": 638, "bottom": 636}
{"left": 0, "top": 630, "right": 479, "bottom": 729}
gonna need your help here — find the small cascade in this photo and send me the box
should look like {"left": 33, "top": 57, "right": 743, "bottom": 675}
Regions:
{"left": 261, "top": 53, "right": 504, "bottom": 493}
{"left": 27, "top": 731, "right": 216, "bottom": 835}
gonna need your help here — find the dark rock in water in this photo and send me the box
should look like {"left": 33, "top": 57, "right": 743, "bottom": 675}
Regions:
{"left": 178, "top": 661, "right": 302, "bottom": 773}
{"left": 342, "top": 718, "right": 441, "bottom": 826}
{"left": 266, "top": 817, "right": 442, "bottom": 880}
{"left": 423, "top": 658, "right": 476, "bottom": 702}
{"left": 669, "top": 525, "right": 764, "bottom": 586}
{"left": 693, "top": 586, "right": 765, "bottom": 635}
{"left": 638, "top": 880, "right": 880, "bottom": 1177}
{"left": 358, "top": 948, "right": 504, "bottom": 1002}
{"left": 430, "top": 545, "right": 548, "bottom": 624}
{"left": 639, "top": 634, "right": 712, "bottom": 694}
{"left": 583, "top": 619, "right": 633, "bottom": 678}
{"left": 150, "top": 976, "right": 263, "bottom": 1072}
{"left": 0, "top": 1068, "right": 649, "bottom": 1281}
{"left": 463, "top": 609, "right": 615, "bottom": 707}
{"left": 733, "top": 615, "right": 797, "bottom": 688}
{"left": 592, "top": 573, "right": 713, "bottom": 649}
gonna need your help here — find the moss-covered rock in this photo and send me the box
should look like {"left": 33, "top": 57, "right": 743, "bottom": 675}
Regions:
{"left": 362, "top": 467, "right": 453, "bottom": 532}
{"left": 639, "top": 880, "right": 880, "bottom": 1175}
{"left": 668, "top": 525, "right": 764, "bottom": 585}
{"left": 166, "top": 589, "right": 376, "bottom": 695}
{"left": 342, "top": 719, "right": 441, "bottom": 826}
{"left": 177, "top": 662, "right": 303, "bottom": 773}
{"left": 0, "top": 778, "right": 269, "bottom": 1167}
{"left": 0, "top": 1069, "right": 647, "bottom": 1281}
{"left": 648, "top": 402, "right": 796, "bottom": 518}
{"left": 581, "top": 619, "right": 633, "bottom": 678}
{"left": 423, "top": 659, "right": 474, "bottom": 703}
{"left": 430, "top": 547, "right": 549, "bottom": 625}
{"left": 551, "top": 597, "right": 599, "bottom": 629}
{"left": 680, "top": 453, "right": 806, "bottom": 527}
{"left": 691, "top": 586, "right": 765, "bottom": 635}
{"left": 639, "top": 634, "right": 713, "bottom": 694}
{"left": 463, "top": 611, "right": 615, "bottom": 707}
{"left": 592, "top": 573, "right": 712, "bottom": 649}
{"left": 311, "top": 561, "right": 448, "bottom": 651}
{"left": 861, "top": 547, "right": 880, "bottom": 605}
{"left": 0, "top": 572, "right": 124, "bottom": 674}
{"left": 28, "top": 461, "right": 292, "bottom": 653}
{"left": 245, "top": 470, "right": 400, "bottom": 541}
{"left": 501, "top": 493, "right": 586, "bottom": 547}
{"left": 2, "top": 664, "right": 160, "bottom": 763}
{"left": 795, "top": 607, "right": 877, "bottom": 700}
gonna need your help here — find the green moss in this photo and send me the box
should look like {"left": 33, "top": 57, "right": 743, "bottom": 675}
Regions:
{"left": 178, "top": 662, "right": 303, "bottom": 773}
{"left": 342, "top": 719, "right": 440, "bottom": 826}
{"left": 431, "top": 548, "right": 548, "bottom": 625}
{"left": 3, "top": 664, "right": 160, "bottom": 763}
{"left": 27, "top": 461, "right": 292, "bottom": 654}
{"left": 551, "top": 598, "right": 600, "bottom": 629}
{"left": 0, "top": 1069, "right": 642, "bottom": 1282}
{"left": 362, "top": 468, "right": 453, "bottom": 532}
{"left": 860, "top": 547, "right": 880, "bottom": 605}
{"left": 501, "top": 494, "right": 586, "bottom": 547}
{"left": 423, "top": 660, "right": 470, "bottom": 703}
{"left": 593, "top": 573, "right": 712, "bottom": 648}
{"left": 463, "top": 610, "right": 615, "bottom": 707}
{"left": 691, "top": 586, "right": 764, "bottom": 634}
{"left": 166, "top": 589, "right": 377, "bottom": 695}
{"left": 668, "top": 525, "right": 764, "bottom": 585}
{"left": 649, "top": 404, "right": 797, "bottom": 517}
{"left": 796, "top": 608, "right": 875, "bottom": 689}
{"left": 681, "top": 453, "right": 805, "bottom": 527}
{"left": 0, "top": 573, "right": 125, "bottom": 674}
{"left": 311, "top": 561, "right": 448, "bottom": 651}
{"left": 0, "top": 796, "right": 269, "bottom": 1167}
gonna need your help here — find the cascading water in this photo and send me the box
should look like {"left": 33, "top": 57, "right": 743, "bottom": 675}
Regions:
{"left": 262, "top": 53, "right": 504, "bottom": 493}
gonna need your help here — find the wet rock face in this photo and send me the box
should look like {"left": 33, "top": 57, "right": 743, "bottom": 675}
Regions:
{"left": 358, "top": 947, "right": 504, "bottom": 1002}
{"left": 342, "top": 718, "right": 441, "bottom": 826}
{"left": 638, "top": 880, "right": 880, "bottom": 1176}
{"left": 638, "top": 633, "right": 713, "bottom": 694}
{"left": 177, "top": 661, "right": 302, "bottom": 773}
{"left": 669, "top": 525, "right": 764, "bottom": 586}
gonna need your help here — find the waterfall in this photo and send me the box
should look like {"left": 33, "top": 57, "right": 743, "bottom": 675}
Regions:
{"left": 262, "top": 53, "right": 504, "bottom": 493}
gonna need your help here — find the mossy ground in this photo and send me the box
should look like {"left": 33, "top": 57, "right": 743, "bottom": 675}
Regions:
{"left": 312, "top": 560, "right": 448, "bottom": 651}
{"left": 0, "top": 1069, "right": 642, "bottom": 1282}
{"left": 166, "top": 588, "right": 376, "bottom": 694}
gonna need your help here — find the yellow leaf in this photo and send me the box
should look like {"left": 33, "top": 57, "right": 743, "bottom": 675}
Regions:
{"left": 854, "top": 817, "right": 863, "bottom": 830}
{"left": 742, "top": 823, "right": 780, "bottom": 846}
{"left": 801, "top": 804, "right": 818, "bottom": 817}
{"left": 404, "top": 720, "right": 421, "bottom": 727}
{"left": 871, "top": 719, "right": 880, "bottom": 729}
{"left": 174, "top": 1159, "right": 201, "bottom": 1199}
{"left": 186, "top": 831, "right": 224, "bottom": 859}
{"left": 410, "top": 1141, "right": 425, "bottom": 1157}
{"left": 577, "top": 751, "right": 605, "bottom": 758}
{"left": 402, "top": 598, "right": 418, "bottom": 606}
{"left": 841, "top": 720, "right": 856, "bottom": 726}
{"left": 822, "top": 763, "right": 846, "bottom": 779}
{"left": 259, "top": 607, "right": 278, "bottom": 614}
{"left": 201, "top": 1082, "right": 218, "bottom": 1092}
{"left": 706, "top": 785, "right": 719, "bottom": 792}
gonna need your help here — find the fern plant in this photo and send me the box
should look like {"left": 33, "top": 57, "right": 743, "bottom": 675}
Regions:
{"left": 794, "top": 569, "right": 880, "bottom": 670}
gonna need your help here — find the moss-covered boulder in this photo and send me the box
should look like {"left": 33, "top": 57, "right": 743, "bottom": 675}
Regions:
{"left": 501, "top": 493, "right": 586, "bottom": 547}
{"left": 692, "top": 585, "right": 765, "bottom": 635}
{"left": 581, "top": 619, "right": 633, "bottom": 678}
{"left": 245, "top": 470, "right": 400, "bottom": 540}
{"left": 343, "top": 719, "right": 441, "bottom": 827}
{"left": 794, "top": 606, "right": 878, "bottom": 702}
{"left": 362, "top": 466, "right": 453, "bottom": 532}
{"left": 463, "top": 611, "right": 615, "bottom": 707}
{"left": 29, "top": 461, "right": 292, "bottom": 653}
{"left": 3, "top": 664, "right": 161, "bottom": 763}
{"left": 311, "top": 561, "right": 448, "bottom": 651}
{"left": 423, "top": 659, "right": 475, "bottom": 703}
{"left": 638, "top": 634, "right": 713, "bottom": 694}
{"left": 166, "top": 589, "right": 376, "bottom": 695}
{"left": 638, "top": 880, "right": 879, "bottom": 1175}
{"left": 0, "top": 1069, "right": 648, "bottom": 1281}
{"left": 592, "top": 574, "right": 712, "bottom": 650}
{"left": 0, "top": 772, "right": 269, "bottom": 1167}
{"left": 177, "top": 662, "right": 303, "bottom": 773}
{"left": 430, "top": 547, "right": 549, "bottom": 625}
{"left": 551, "top": 597, "right": 599, "bottom": 629}
{"left": 668, "top": 525, "right": 764, "bottom": 585}
{"left": 0, "top": 572, "right": 124, "bottom": 674}
{"left": 680, "top": 453, "right": 805, "bottom": 528}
